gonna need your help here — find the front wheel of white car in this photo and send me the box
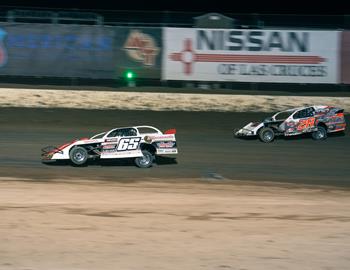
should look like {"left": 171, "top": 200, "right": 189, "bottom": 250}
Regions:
{"left": 134, "top": 150, "right": 154, "bottom": 168}
{"left": 70, "top": 146, "right": 88, "bottom": 166}
{"left": 258, "top": 127, "right": 275, "bottom": 143}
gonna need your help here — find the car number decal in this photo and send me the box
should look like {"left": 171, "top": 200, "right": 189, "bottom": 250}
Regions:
{"left": 297, "top": 117, "right": 315, "bottom": 131}
{"left": 117, "top": 137, "right": 141, "bottom": 151}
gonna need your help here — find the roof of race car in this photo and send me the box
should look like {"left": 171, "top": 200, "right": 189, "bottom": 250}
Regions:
{"left": 101, "top": 126, "right": 162, "bottom": 134}
{"left": 89, "top": 126, "right": 163, "bottom": 139}
{"left": 97, "top": 125, "right": 159, "bottom": 130}
{"left": 276, "top": 105, "right": 328, "bottom": 114}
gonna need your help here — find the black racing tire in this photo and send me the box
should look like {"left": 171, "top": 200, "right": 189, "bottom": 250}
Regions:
{"left": 312, "top": 126, "right": 327, "bottom": 141}
{"left": 69, "top": 146, "right": 88, "bottom": 166}
{"left": 258, "top": 127, "right": 275, "bottom": 143}
{"left": 134, "top": 150, "right": 154, "bottom": 168}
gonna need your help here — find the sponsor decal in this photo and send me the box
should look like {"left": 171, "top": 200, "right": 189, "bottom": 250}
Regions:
{"left": 102, "top": 149, "right": 140, "bottom": 156}
{"left": 157, "top": 141, "right": 175, "bottom": 148}
{"left": 102, "top": 144, "right": 117, "bottom": 150}
{"left": 144, "top": 135, "right": 152, "bottom": 143}
{"left": 150, "top": 135, "right": 175, "bottom": 140}
{"left": 158, "top": 149, "right": 177, "bottom": 153}
{"left": 285, "top": 121, "right": 297, "bottom": 127}
{"left": 124, "top": 30, "right": 159, "bottom": 66}
{"left": 169, "top": 31, "right": 325, "bottom": 75}
{"left": 105, "top": 138, "right": 119, "bottom": 142}
{"left": 0, "top": 28, "right": 8, "bottom": 67}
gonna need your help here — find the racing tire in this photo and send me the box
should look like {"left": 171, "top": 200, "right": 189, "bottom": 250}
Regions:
{"left": 258, "top": 127, "right": 275, "bottom": 143}
{"left": 134, "top": 150, "right": 154, "bottom": 168}
{"left": 311, "top": 126, "right": 327, "bottom": 141}
{"left": 69, "top": 146, "right": 88, "bottom": 166}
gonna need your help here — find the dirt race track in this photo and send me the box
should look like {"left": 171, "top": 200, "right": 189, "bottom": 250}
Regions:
{"left": 1, "top": 108, "right": 350, "bottom": 270}
{"left": 0, "top": 107, "right": 349, "bottom": 186}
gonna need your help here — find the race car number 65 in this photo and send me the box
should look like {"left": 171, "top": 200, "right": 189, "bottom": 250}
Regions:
{"left": 117, "top": 138, "right": 141, "bottom": 151}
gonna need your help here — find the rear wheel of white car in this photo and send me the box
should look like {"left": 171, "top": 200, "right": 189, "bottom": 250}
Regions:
{"left": 258, "top": 127, "right": 275, "bottom": 143}
{"left": 70, "top": 146, "right": 88, "bottom": 166}
{"left": 312, "top": 126, "right": 327, "bottom": 140}
{"left": 134, "top": 150, "right": 153, "bottom": 168}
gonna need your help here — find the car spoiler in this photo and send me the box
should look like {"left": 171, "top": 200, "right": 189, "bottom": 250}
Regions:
{"left": 164, "top": 128, "right": 176, "bottom": 134}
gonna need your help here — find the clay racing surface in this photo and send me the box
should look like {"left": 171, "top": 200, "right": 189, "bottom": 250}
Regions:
{"left": 1, "top": 179, "right": 350, "bottom": 270}
{"left": 0, "top": 108, "right": 349, "bottom": 186}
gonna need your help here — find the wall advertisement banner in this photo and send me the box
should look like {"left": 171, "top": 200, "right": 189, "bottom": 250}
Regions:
{"left": 0, "top": 23, "right": 162, "bottom": 79}
{"left": 163, "top": 28, "right": 340, "bottom": 84}
{"left": 115, "top": 27, "right": 161, "bottom": 79}
{"left": 341, "top": 31, "right": 350, "bottom": 84}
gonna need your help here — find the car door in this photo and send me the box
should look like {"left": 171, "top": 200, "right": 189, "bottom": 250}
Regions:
{"left": 285, "top": 107, "right": 317, "bottom": 135}
{"left": 100, "top": 128, "right": 143, "bottom": 159}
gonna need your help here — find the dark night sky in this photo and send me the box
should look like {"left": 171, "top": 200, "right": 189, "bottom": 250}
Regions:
{"left": 0, "top": 0, "right": 348, "bottom": 15}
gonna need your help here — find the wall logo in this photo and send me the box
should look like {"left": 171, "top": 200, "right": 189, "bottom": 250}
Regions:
{"left": 124, "top": 30, "right": 159, "bottom": 66}
{"left": 169, "top": 38, "right": 325, "bottom": 75}
{"left": 0, "top": 28, "right": 8, "bottom": 67}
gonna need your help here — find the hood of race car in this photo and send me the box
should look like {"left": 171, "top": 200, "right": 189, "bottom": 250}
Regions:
{"left": 236, "top": 122, "right": 264, "bottom": 135}
{"left": 57, "top": 137, "right": 89, "bottom": 150}
{"left": 243, "top": 122, "right": 263, "bottom": 130}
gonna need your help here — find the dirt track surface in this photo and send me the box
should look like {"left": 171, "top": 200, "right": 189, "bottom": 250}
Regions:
{"left": 1, "top": 107, "right": 350, "bottom": 270}
{"left": 1, "top": 179, "right": 350, "bottom": 270}
{"left": 0, "top": 108, "right": 349, "bottom": 186}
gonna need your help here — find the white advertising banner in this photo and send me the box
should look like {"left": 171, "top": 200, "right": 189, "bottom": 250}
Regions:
{"left": 162, "top": 28, "right": 340, "bottom": 83}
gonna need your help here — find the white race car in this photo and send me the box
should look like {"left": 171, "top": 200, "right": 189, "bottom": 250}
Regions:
{"left": 42, "top": 126, "right": 178, "bottom": 168}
